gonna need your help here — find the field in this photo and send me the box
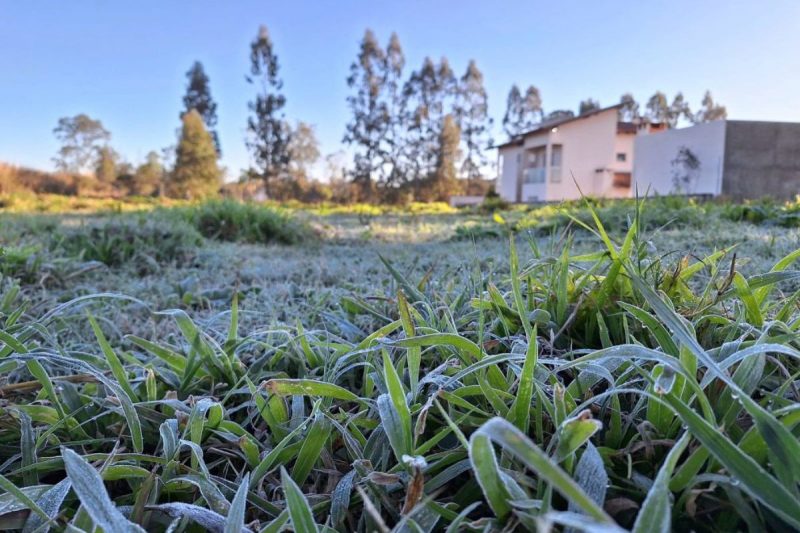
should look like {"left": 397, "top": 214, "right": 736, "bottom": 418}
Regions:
{"left": 1, "top": 195, "right": 800, "bottom": 532}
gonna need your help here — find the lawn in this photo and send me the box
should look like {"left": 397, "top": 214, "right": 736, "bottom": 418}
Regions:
{"left": 0, "top": 196, "right": 799, "bottom": 532}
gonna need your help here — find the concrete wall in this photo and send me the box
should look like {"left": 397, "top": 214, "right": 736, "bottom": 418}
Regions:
{"left": 546, "top": 108, "right": 619, "bottom": 200}
{"left": 497, "top": 145, "right": 522, "bottom": 202}
{"left": 722, "top": 121, "right": 800, "bottom": 199}
{"left": 633, "top": 121, "right": 726, "bottom": 196}
{"left": 497, "top": 108, "right": 633, "bottom": 202}
{"left": 521, "top": 130, "right": 549, "bottom": 202}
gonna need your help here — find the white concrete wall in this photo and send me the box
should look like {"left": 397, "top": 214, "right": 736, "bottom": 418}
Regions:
{"left": 546, "top": 108, "right": 620, "bottom": 200}
{"left": 496, "top": 108, "right": 632, "bottom": 202}
{"left": 521, "top": 131, "right": 549, "bottom": 202}
{"left": 497, "top": 146, "right": 521, "bottom": 201}
{"left": 633, "top": 121, "right": 726, "bottom": 196}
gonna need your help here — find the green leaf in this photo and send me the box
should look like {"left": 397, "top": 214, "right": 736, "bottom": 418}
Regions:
{"left": 292, "top": 410, "right": 332, "bottom": 485}
{"left": 663, "top": 394, "right": 800, "bottom": 528}
{"left": 632, "top": 432, "right": 689, "bottom": 533}
{"left": 468, "top": 429, "right": 513, "bottom": 519}
{"left": 382, "top": 350, "right": 413, "bottom": 459}
{"left": 264, "top": 378, "right": 364, "bottom": 404}
{"left": 281, "top": 467, "right": 319, "bottom": 533}
{"left": 471, "top": 417, "right": 614, "bottom": 524}
{"left": 224, "top": 473, "right": 249, "bottom": 533}
{"left": 61, "top": 448, "right": 145, "bottom": 532}
{"left": 556, "top": 410, "right": 602, "bottom": 462}
{"left": 88, "top": 314, "right": 137, "bottom": 401}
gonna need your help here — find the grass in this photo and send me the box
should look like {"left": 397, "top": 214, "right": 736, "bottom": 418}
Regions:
{"left": 176, "top": 199, "right": 311, "bottom": 245}
{"left": 0, "top": 196, "right": 799, "bottom": 531}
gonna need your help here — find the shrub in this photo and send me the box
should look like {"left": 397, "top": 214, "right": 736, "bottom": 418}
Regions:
{"left": 56, "top": 215, "right": 202, "bottom": 269}
{"left": 0, "top": 245, "right": 43, "bottom": 284}
{"left": 178, "top": 199, "right": 309, "bottom": 244}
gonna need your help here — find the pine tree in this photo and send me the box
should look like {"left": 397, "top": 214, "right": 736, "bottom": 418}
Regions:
{"left": 693, "top": 90, "right": 727, "bottom": 123}
{"left": 182, "top": 61, "right": 221, "bottom": 156}
{"left": 455, "top": 60, "right": 492, "bottom": 181}
{"left": 246, "top": 25, "right": 291, "bottom": 198}
{"left": 169, "top": 110, "right": 220, "bottom": 199}
{"left": 428, "top": 114, "right": 460, "bottom": 202}
{"left": 343, "top": 29, "right": 388, "bottom": 200}
{"left": 502, "top": 84, "right": 543, "bottom": 136}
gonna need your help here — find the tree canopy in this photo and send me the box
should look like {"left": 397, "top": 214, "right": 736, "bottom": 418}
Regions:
{"left": 169, "top": 109, "right": 220, "bottom": 199}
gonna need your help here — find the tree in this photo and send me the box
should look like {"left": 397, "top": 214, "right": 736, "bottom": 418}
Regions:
{"left": 671, "top": 146, "right": 701, "bottom": 194}
{"left": 694, "top": 90, "right": 727, "bottom": 123}
{"left": 246, "top": 25, "right": 291, "bottom": 198}
{"left": 502, "top": 84, "right": 543, "bottom": 136}
{"left": 382, "top": 32, "right": 406, "bottom": 188}
{"left": 544, "top": 109, "right": 575, "bottom": 122}
{"left": 427, "top": 114, "right": 460, "bottom": 202}
{"left": 579, "top": 98, "right": 600, "bottom": 115}
{"left": 131, "top": 151, "right": 163, "bottom": 196}
{"left": 52, "top": 114, "right": 110, "bottom": 174}
{"left": 402, "top": 56, "right": 457, "bottom": 189}
{"left": 169, "top": 110, "right": 220, "bottom": 199}
{"left": 182, "top": 61, "right": 220, "bottom": 156}
{"left": 288, "top": 121, "right": 321, "bottom": 179}
{"left": 94, "top": 146, "right": 118, "bottom": 184}
{"left": 668, "top": 92, "right": 692, "bottom": 128}
{"left": 645, "top": 91, "right": 670, "bottom": 124}
{"left": 343, "top": 29, "right": 389, "bottom": 200}
{"left": 455, "top": 60, "right": 492, "bottom": 181}
{"left": 619, "top": 93, "right": 640, "bottom": 122}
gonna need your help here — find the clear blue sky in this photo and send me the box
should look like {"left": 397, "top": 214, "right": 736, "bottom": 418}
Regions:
{"left": 2, "top": 1, "right": 799, "bottom": 178}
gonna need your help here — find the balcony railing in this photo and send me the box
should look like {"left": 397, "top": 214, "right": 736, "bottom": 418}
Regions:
{"left": 524, "top": 167, "right": 546, "bottom": 184}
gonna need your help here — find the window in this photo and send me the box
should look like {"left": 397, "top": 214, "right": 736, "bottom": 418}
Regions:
{"left": 616, "top": 152, "right": 627, "bottom": 162}
{"left": 524, "top": 147, "right": 547, "bottom": 183}
{"left": 613, "top": 172, "right": 632, "bottom": 188}
{"left": 550, "top": 144, "right": 563, "bottom": 183}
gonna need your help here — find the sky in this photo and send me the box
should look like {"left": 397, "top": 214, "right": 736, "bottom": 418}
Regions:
{"left": 2, "top": 1, "right": 799, "bottom": 178}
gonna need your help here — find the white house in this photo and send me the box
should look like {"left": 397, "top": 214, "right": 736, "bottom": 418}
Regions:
{"left": 495, "top": 104, "right": 647, "bottom": 202}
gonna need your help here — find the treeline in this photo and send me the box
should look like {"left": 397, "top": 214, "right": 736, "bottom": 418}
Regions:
{"left": 4, "top": 26, "right": 727, "bottom": 204}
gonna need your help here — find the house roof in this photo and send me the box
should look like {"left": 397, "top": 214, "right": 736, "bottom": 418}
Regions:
{"left": 494, "top": 103, "right": 625, "bottom": 149}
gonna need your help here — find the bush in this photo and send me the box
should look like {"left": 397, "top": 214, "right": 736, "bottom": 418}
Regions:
{"left": 56, "top": 215, "right": 202, "bottom": 269}
{"left": 178, "top": 199, "right": 310, "bottom": 244}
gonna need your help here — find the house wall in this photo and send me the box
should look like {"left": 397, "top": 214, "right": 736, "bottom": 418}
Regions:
{"left": 633, "top": 120, "right": 726, "bottom": 196}
{"left": 497, "top": 145, "right": 522, "bottom": 202}
{"left": 545, "top": 108, "right": 620, "bottom": 200}
{"left": 521, "top": 131, "right": 550, "bottom": 202}
{"left": 496, "top": 107, "right": 630, "bottom": 202}
{"left": 722, "top": 121, "right": 800, "bottom": 199}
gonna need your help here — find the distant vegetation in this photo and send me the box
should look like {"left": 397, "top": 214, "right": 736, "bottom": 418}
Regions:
{"left": 2, "top": 24, "right": 727, "bottom": 206}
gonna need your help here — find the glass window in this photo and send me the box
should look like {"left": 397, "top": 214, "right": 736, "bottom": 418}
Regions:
{"left": 616, "top": 152, "right": 627, "bottom": 162}
{"left": 551, "top": 145, "right": 563, "bottom": 167}
{"left": 550, "top": 145, "right": 562, "bottom": 183}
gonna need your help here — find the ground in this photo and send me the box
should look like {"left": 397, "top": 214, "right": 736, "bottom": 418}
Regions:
{"left": 1, "top": 197, "right": 799, "bottom": 532}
